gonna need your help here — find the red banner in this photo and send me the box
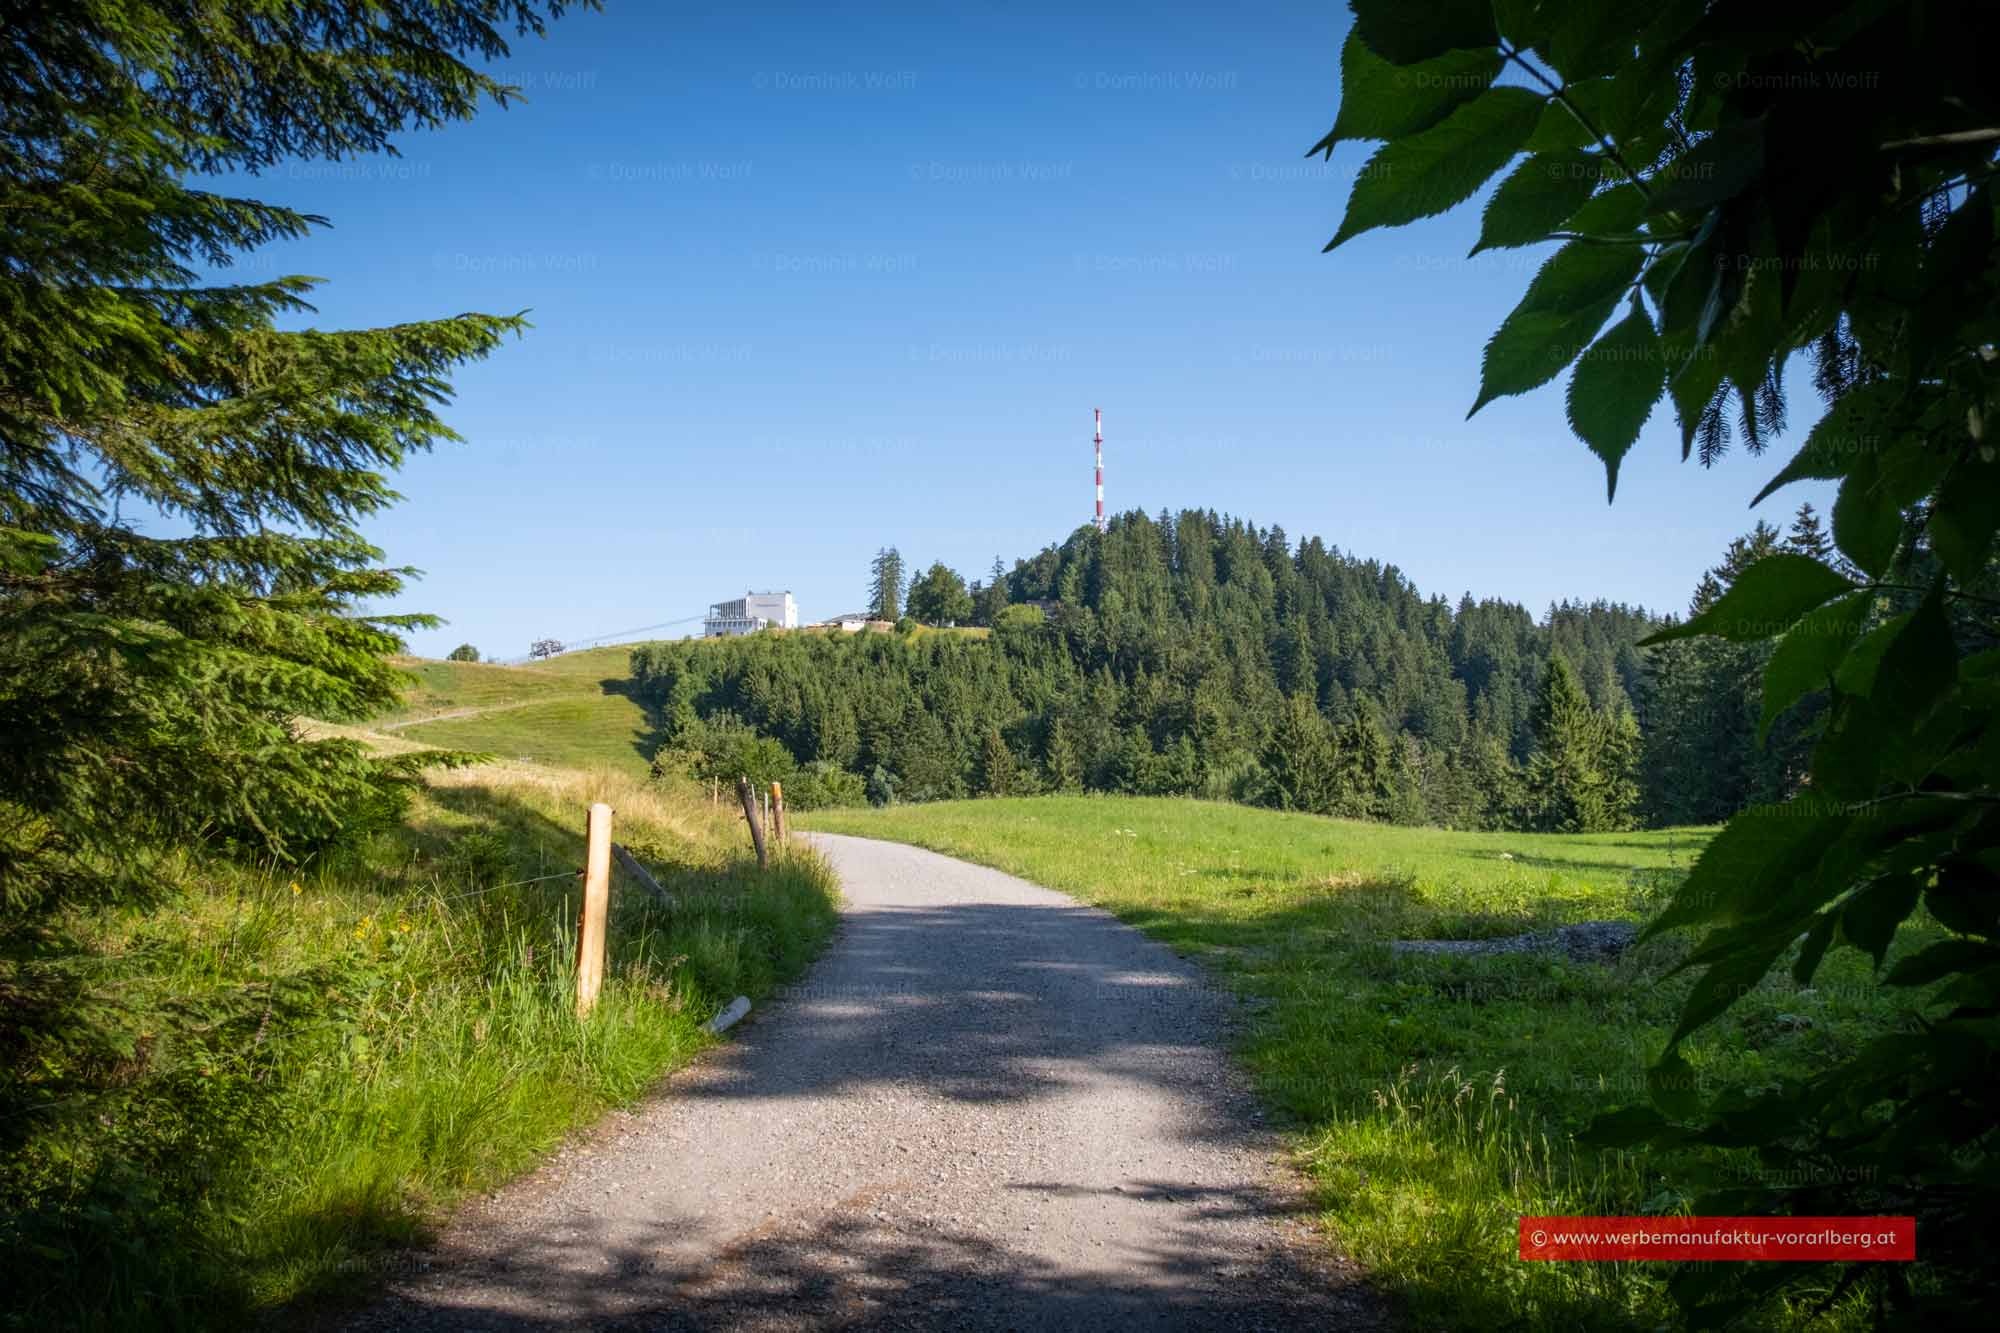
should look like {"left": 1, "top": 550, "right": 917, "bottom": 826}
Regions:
{"left": 1519, "top": 1216, "right": 1916, "bottom": 1262}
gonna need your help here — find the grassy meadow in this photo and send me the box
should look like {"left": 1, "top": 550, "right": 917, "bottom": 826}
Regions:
{"left": 805, "top": 796, "right": 1942, "bottom": 1330}
{"left": 3, "top": 756, "right": 837, "bottom": 1331}
{"left": 373, "top": 646, "right": 665, "bottom": 778}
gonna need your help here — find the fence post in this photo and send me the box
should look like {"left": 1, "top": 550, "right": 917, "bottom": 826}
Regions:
{"left": 735, "top": 775, "right": 768, "bottom": 869}
{"left": 576, "top": 802, "right": 612, "bottom": 1017}
{"left": 771, "top": 781, "right": 787, "bottom": 843}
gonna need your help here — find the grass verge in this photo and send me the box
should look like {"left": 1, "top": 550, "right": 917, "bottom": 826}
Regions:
{"left": 1, "top": 764, "right": 836, "bottom": 1331}
{"left": 804, "top": 795, "right": 1941, "bottom": 1330}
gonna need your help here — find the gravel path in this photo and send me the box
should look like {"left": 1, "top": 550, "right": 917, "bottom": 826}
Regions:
{"left": 340, "top": 833, "right": 1382, "bottom": 1331}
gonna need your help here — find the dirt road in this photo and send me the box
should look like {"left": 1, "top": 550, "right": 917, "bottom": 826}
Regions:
{"left": 342, "top": 833, "right": 1379, "bottom": 1330}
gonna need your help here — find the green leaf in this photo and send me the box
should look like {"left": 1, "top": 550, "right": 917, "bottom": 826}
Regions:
{"left": 1649, "top": 1046, "right": 1704, "bottom": 1118}
{"left": 1641, "top": 554, "right": 1855, "bottom": 645}
{"left": 1673, "top": 935, "right": 1793, "bottom": 1043}
{"left": 1545, "top": 7, "right": 1641, "bottom": 81}
{"left": 1646, "top": 120, "right": 1767, "bottom": 216}
{"left": 1926, "top": 861, "right": 2000, "bottom": 937}
{"left": 1708, "top": 214, "right": 1785, "bottom": 395}
{"left": 1885, "top": 940, "right": 2000, "bottom": 988}
{"left": 1566, "top": 299, "right": 1665, "bottom": 499}
{"left": 1867, "top": 586, "right": 1956, "bottom": 733}
{"left": 1791, "top": 910, "right": 1839, "bottom": 987}
{"left": 1580, "top": 1104, "right": 1691, "bottom": 1148}
{"left": 1470, "top": 240, "right": 1644, "bottom": 414}
{"left": 1832, "top": 451, "right": 1904, "bottom": 578}
{"left": 1644, "top": 795, "right": 1849, "bottom": 938}
{"left": 1838, "top": 871, "right": 1925, "bottom": 968}
{"left": 1313, "top": 34, "right": 1502, "bottom": 154}
{"left": 1472, "top": 152, "right": 1602, "bottom": 253}
{"left": 1525, "top": 96, "right": 1598, "bottom": 152}
{"left": 1751, "top": 381, "right": 1905, "bottom": 506}
{"left": 1349, "top": 0, "right": 1499, "bottom": 65}
{"left": 1567, "top": 185, "right": 1648, "bottom": 235}
{"left": 1760, "top": 592, "right": 1871, "bottom": 743}
{"left": 1931, "top": 454, "right": 2000, "bottom": 583}
{"left": 1326, "top": 88, "right": 1544, "bottom": 250}
{"left": 1809, "top": 693, "right": 1882, "bottom": 801}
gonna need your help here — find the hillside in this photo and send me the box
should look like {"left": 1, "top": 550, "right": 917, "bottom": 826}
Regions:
{"left": 628, "top": 508, "right": 1678, "bottom": 833}
{"left": 377, "top": 645, "right": 665, "bottom": 776}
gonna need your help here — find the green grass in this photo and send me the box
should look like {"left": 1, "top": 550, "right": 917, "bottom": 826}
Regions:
{"left": 3, "top": 764, "right": 837, "bottom": 1331}
{"left": 396, "top": 694, "right": 656, "bottom": 777}
{"left": 363, "top": 646, "right": 668, "bottom": 779}
{"left": 804, "top": 795, "right": 1939, "bottom": 1331}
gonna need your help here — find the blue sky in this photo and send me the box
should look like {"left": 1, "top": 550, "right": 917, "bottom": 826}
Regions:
{"left": 222, "top": 0, "right": 1832, "bottom": 659}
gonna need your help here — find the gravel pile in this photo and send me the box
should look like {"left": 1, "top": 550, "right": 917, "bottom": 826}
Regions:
{"left": 1389, "top": 920, "right": 1638, "bottom": 964}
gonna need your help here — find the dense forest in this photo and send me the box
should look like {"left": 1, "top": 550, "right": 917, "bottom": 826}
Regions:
{"left": 631, "top": 505, "right": 1837, "bottom": 831}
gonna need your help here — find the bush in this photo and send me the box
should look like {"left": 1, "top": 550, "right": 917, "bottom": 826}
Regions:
{"left": 784, "top": 761, "right": 866, "bottom": 811}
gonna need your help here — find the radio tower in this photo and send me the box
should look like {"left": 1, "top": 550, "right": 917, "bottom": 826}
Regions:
{"left": 1093, "top": 407, "right": 1106, "bottom": 532}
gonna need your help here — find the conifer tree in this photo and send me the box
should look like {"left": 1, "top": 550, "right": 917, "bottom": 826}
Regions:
{"left": 1, "top": 0, "right": 586, "bottom": 909}
{"left": 1521, "top": 653, "right": 1637, "bottom": 832}
{"left": 977, "top": 726, "right": 1016, "bottom": 796}
{"left": 1331, "top": 711, "right": 1394, "bottom": 820}
{"left": 868, "top": 548, "right": 905, "bottom": 621}
{"left": 1785, "top": 503, "right": 1832, "bottom": 562}
{"left": 973, "top": 557, "right": 1011, "bottom": 626}
{"left": 1260, "top": 694, "right": 1336, "bottom": 812}
{"left": 1043, "top": 717, "right": 1082, "bottom": 792}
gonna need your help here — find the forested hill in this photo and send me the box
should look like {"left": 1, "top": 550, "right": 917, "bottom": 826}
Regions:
{"left": 631, "top": 509, "right": 1668, "bottom": 831}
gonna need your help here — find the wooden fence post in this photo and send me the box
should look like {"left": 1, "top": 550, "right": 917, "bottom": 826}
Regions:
{"left": 611, "top": 842, "right": 676, "bottom": 910}
{"left": 576, "top": 802, "right": 612, "bottom": 1017}
{"left": 770, "top": 781, "right": 787, "bottom": 843}
{"left": 735, "top": 776, "right": 768, "bottom": 869}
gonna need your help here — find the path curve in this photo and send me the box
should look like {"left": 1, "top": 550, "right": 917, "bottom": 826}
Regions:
{"left": 342, "top": 834, "right": 1381, "bottom": 1331}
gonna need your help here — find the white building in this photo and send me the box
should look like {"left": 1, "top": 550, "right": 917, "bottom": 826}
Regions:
{"left": 703, "top": 590, "right": 797, "bottom": 637}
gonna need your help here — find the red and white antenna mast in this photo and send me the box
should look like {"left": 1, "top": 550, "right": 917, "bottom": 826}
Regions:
{"left": 1093, "top": 407, "right": 1106, "bottom": 532}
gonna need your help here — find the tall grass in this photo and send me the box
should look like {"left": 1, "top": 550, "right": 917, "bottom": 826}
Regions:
{"left": 1, "top": 764, "right": 837, "bottom": 1331}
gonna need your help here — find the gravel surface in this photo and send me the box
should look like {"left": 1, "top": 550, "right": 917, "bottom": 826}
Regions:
{"left": 335, "top": 833, "right": 1383, "bottom": 1331}
{"left": 1390, "top": 920, "right": 1638, "bottom": 963}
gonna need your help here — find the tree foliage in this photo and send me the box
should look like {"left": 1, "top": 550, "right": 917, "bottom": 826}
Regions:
{"left": 867, "top": 547, "right": 904, "bottom": 622}
{"left": 447, "top": 643, "right": 481, "bottom": 663}
{"left": 1, "top": 1, "right": 587, "bottom": 913}
{"left": 1320, "top": 0, "right": 2000, "bottom": 1318}
{"left": 633, "top": 509, "right": 1659, "bottom": 828}
{"left": 906, "top": 560, "right": 972, "bottom": 625}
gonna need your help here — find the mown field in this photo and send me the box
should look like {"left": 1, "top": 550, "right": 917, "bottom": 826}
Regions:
{"left": 377, "top": 647, "right": 664, "bottom": 778}
{"left": 804, "top": 796, "right": 1943, "bottom": 1330}
{"left": 4, "top": 748, "right": 837, "bottom": 1331}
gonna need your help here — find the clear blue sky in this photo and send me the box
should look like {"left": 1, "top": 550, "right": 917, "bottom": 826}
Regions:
{"left": 224, "top": 0, "right": 1832, "bottom": 659}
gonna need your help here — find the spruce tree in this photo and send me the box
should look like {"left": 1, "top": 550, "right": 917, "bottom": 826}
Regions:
{"left": 1260, "top": 694, "right": 1336, "bottom": 812}
{"left": 1522, "top": 652, "right": 1636, "bottom": 832}
{"left": 977, "top": 726, "right": 1016, "bottom": 796}
{"left": 1, "top": 1, "right": 585, "bottom": 909}
{"left": 973, "top": 557, "right": 1010, "bottom": 626}
{"left": 1331, "top": 711, "right": 1393, "bottom": 820}
{"left": 1043, "top": 717, "right": 1082, "bottom": 791}
{"left": 868, "top": 548, "right": 905, "bottom": 621}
